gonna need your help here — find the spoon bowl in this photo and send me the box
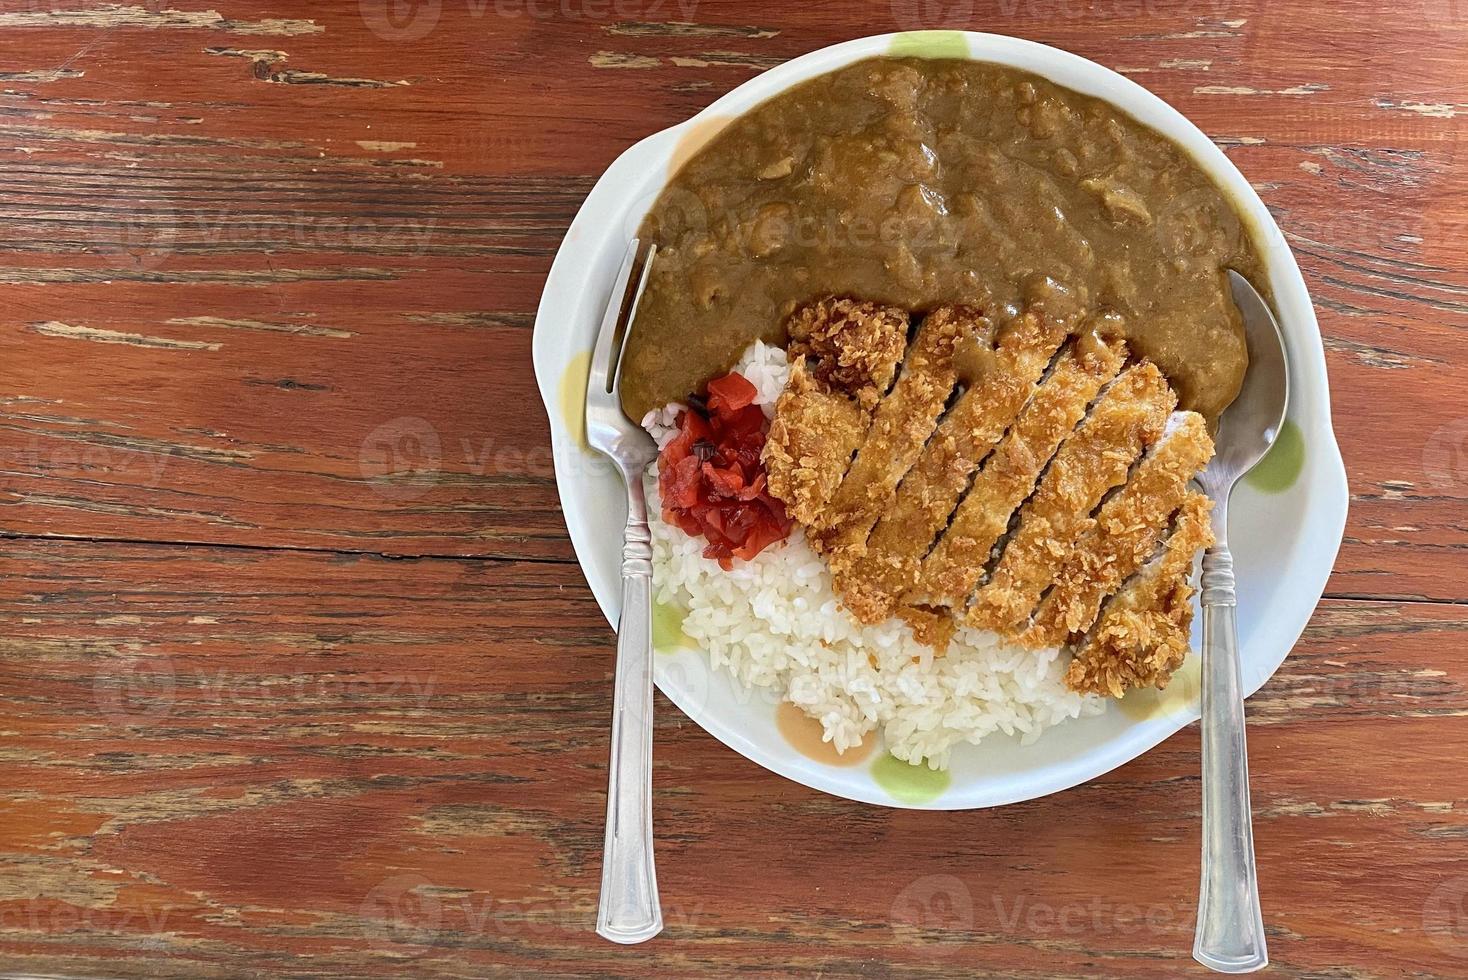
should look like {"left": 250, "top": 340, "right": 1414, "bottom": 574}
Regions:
{"left": 1201, "top": 271, "right": 1290, "bottom": 495}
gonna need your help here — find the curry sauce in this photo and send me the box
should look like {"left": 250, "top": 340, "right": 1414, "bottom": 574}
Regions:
{"left": 622, "top": 57, "right": 1264, "bottom": 423}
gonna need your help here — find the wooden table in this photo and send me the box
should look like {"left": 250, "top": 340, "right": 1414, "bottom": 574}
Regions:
{"left": 1, "top": 2, "right": 1464, "bottom": 976}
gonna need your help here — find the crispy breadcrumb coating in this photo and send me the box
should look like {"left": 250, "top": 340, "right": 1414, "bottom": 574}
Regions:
{"left": 818, "top": 306, "right": 984, "bottom": 569}
{"left": 838, "top": 309, "right": 1067, "bottom": 625}
{"left": 787, "top": 297, "right": 909, "bottom": 413}
{"left": 1024, "top": 411, "right": 1214, "bottom": 648}
{"left": 915, "top": 333, "right": 1127, "bottom": 612}
{"left": 1067, "top": 491, "right": 1214, "bottom": 697}
{"left": 967, "top": 361, "right": 1176, "bottom": 635}
{"left": 762, "top": 359, "right": 868, "bottom": 529}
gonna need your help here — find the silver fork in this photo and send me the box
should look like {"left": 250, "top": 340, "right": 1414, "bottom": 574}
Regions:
{"left": 585, "top": 239, "right": 662, "bottom": 945}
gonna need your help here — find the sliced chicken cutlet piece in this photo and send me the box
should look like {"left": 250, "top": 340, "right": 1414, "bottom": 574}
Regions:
{"left": 837, "top": 310, "right": 1068, "bottom": 625}
{"left": 764, "top": 298, "right": 910, "bottom": 530}
{"left": 818, "top": 306, "right": 985, "bottom": 571}
{"left": 1067, "top": 490, "right": 1214, "bottom": 696}
{"left": 914, "top": 333, "right": 1127, "bottom": 613}
{"left": 762, "top": 359, "right": 869, "bottom": 528}
{"left": 787, "top": 297, "right": 909, "bottom": 412}
{"left": 1023, "top": 411, "right": 1214, "bottom": 648}
{"left": 967, "top": 361, "right": 1176, "bottom": 635}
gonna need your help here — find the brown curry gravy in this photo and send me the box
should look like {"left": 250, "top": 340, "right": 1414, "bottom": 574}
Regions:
{"left": 622, "top": 57, "right": 1264, "bottom": 423}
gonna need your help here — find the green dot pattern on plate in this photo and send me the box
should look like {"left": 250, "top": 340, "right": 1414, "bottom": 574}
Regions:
{"left": 652, "top": 599, "right": 692, "bottom": 654}
{"left": 888, "top": 31, "right": 970, "bottom": 60}
{"left": 1244, "top": 419, "right": 1304, "bottom": 493}
{"left": 871, "top": 752, "right": 951, "bottom": 804}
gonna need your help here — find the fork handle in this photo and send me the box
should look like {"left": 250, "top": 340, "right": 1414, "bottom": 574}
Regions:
{"left": 596, "top": 477, "right": 662, "bottom": 945}
{"left": 1194, "top": 503, "right": 1268, "bottom": 974}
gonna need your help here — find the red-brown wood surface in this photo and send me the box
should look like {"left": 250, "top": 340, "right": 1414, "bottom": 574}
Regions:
{"left": 0, "top": 1, "right": 1464, "bottom": 976}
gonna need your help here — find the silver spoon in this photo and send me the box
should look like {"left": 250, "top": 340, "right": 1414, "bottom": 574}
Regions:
{"left": 1192, "top": 270, "right": 1288, "bottom": 973}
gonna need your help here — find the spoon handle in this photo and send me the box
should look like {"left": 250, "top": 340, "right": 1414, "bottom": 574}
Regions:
{"left": 596, "top": 476, "right": 663, "bottom": 945}
{"left": 1194, "top": 505, "right": 1268, "bottom": 974}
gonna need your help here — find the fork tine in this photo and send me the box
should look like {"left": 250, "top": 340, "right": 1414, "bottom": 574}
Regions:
{"left": 588, "top": 238, "right": 643, "bottom": 402}
{"left": 611, "top": 243, "right": 657, "bottom": 397}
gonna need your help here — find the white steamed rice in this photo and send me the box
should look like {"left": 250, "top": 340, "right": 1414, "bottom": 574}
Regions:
{"left": 644, "top": 341, "right": 1104, "bottom": 770}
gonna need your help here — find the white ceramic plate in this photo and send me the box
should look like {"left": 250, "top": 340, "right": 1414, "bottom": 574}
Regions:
{"left": 532, "top": 31, "right": 1349, "bottom": 809}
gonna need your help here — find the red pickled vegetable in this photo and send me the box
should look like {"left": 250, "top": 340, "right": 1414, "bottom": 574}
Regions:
{"left": 706, "top": 372, "right": 758, "bottom": 413}
{"left": 656, "top": 370, "right": 793, "bottom": 570}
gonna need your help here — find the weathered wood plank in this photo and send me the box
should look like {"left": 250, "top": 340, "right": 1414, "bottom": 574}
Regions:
{"left": 0, "top": 539, "right": 1464, "bottom": 977}
{"left": 0, "top": 1, "right": 1465, "bottom": 975}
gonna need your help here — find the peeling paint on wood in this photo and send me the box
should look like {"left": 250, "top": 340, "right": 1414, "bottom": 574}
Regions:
{"left": 204, "top": 47, "right": 410, "bottom": 88}
{"left": 30, "top": 321, "right": 222, "bottom": 351}
{"left": 668, "top": 51, "right": 784, "bottom": 70}
{"left": 605, "top": 21, "right": 779, "bottom": 39}
{"left": 1372, "top": 98, "right": 1465, "bottom": 119}
{"left": 1323, "top": 335, "right": 1444, "bottom": 369}
{"left": 588, "top": 51, "right": 661, "bottom": 69}
{"left": 0, "top": 69, "right": 85, "bottom": 83}
{"left": 355, "top": 140, "right": 417, "bottom": 151}
{"left": 1194, "top": 83, "right": 1329, "bottom": 96}
{"left": 0, "top": 5, "right": 323, "bottom": 35}
{"left": 163, "top": 316, "right": 355, "bottom": 339}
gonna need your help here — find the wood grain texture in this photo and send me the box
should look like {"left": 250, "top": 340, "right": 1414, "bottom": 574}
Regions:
{"left": 0, "top": 0, "right": 1465, "bottom": 975}
{"left": 1, "top": 539, "right": 1466, "bottom": 978}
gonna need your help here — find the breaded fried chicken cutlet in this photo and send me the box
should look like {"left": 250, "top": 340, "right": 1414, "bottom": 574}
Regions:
{"left": 839, "top": 309, "right": 1068, "bottom": 625}
{"left": 914, "top": 332, "right": 1125, "bottom": 616}
{"left": 763, "top": 358, "right": 869, "bottom": 529}
{"left": 762, "top": 296, "right": 1220, "bottom": 698}
{"left": 1067, "top": 491, "right": 1215, "bottom": 697}
{"left": 762, "top": 299, "right": 909, "bottom": 530}
{"left": 1024, "top": 411, "right": 1214, "bottom": 649}
{"left": 817, "top": 306, "right": 987, "bottom": 569}
{"left": 966, "top": 361, "right": 1177, "bottom": 635}
{"left": 786, "top": 297, "right": 908, "bottom": 413}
